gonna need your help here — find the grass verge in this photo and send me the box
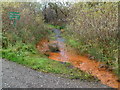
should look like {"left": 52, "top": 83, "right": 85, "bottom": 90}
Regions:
{"left": 1, "top": 43, "right": 96, "bottom": 81}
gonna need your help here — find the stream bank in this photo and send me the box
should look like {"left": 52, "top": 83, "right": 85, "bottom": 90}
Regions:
{"left": 36, "top": 29, "right": 120, "bottom": 88}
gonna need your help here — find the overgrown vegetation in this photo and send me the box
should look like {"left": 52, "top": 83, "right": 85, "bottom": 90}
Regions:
{"left": 1, "top": 2, "right": 95, "bottom": 81}
{"left": 63, "top": 2, "right": 119, "bottom": 76}
{"left": 1, "top": 1, "right": 119, "bottom": 81}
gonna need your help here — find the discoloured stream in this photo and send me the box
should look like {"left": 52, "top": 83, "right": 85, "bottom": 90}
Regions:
{"left": 36, "top": 29, "right": 120, "bottom": 88}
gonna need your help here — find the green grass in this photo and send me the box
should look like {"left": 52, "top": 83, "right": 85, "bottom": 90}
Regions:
{"left": 46, "top": 24, "right": 65, "bottom": 30}
{"left": 1, "top": 43, "right": 96, "bottom": 81}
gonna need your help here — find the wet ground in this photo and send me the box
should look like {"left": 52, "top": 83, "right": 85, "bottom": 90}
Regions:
{"left": 36, "top": 29, "right": 120, "bottom": 88}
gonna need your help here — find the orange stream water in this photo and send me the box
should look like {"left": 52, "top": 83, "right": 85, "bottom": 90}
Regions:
{"left": 36, "top": 39, "right": 120, "bottom": 88}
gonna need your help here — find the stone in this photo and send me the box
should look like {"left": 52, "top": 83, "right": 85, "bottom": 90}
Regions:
{"left": 98, "top": 63, "right": 109, "bottom": 70}
{"left": 48, "top": 43, "right": 60, "bottom": 52}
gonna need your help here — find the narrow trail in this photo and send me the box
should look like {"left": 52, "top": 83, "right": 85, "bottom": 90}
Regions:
{"left": 36, "top": 29, "right": 120, "bottom": 88}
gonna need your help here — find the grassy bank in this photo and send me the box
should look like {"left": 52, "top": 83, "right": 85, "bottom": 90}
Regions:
{"left": 1, "top": 43, "right": 95, "bottom": 81}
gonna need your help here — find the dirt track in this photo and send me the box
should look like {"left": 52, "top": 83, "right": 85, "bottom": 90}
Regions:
{"left": 2, "top": 59, "right": 110, "bottom": 88}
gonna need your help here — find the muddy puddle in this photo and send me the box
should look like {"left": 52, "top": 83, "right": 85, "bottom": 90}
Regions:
{"left": 36, "top": 29, "right": 120, "bottom": 88}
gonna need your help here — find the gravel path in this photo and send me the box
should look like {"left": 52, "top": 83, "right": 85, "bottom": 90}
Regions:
{"left": 2, "top": 59, "right": 110, "bottom": 88}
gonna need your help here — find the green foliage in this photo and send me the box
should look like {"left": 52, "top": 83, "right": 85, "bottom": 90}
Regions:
{"left": 1, "top": 43, "right": 94, "bottom": 81}
{"left": 47, "top": 24, "right": 65, "bottom": 30}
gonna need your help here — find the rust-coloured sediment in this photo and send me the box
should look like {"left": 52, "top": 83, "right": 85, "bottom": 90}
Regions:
{"left": 36, "top": 39, "right": 119, "bottom": 88}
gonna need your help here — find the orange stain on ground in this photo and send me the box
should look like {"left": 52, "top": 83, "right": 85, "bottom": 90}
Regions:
{"left": 36, "top": 39, "right": 119, "bottom": 88}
